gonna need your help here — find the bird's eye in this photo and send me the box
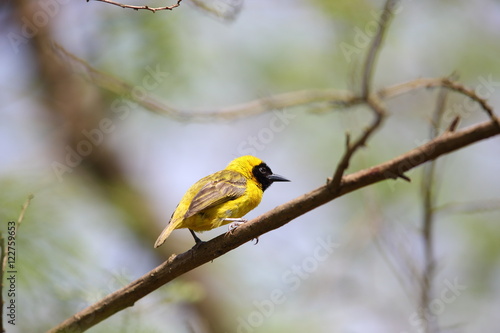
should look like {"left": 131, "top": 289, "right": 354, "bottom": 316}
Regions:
{"left": 259, "top": 166, "right": 268, "bottom": 174}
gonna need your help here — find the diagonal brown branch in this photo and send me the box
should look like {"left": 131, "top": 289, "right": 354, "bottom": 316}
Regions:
{"left": 48, "top": 117, "right": 500, "bottom": 333}
{"left": 88, "top": 0, "right": 183, "bottom": 13}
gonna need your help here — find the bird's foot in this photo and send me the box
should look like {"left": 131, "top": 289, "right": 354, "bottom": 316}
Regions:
{"left": 224, "top": 218, "right": 259, "bottom": 244}
{"left": 224, "top": 218, "right": 247, "bottom": 234}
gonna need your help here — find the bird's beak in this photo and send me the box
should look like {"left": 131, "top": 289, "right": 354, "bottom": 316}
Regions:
{"left": 267, "top": 174, "right": 290, "bottom": 182}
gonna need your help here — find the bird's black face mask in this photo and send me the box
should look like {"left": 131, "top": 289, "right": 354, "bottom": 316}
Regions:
{"left": 252, "top": 163, "right": 290, "bottom": 191}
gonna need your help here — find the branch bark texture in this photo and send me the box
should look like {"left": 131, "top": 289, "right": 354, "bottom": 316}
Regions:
{"left": 49, "top": 117, "right": 500, "bottom": 333}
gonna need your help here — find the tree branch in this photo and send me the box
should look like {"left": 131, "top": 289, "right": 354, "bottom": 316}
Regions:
{"left": 440, "top": 77, "right": 498, "bottom": 125}
{"left": 380, "top": 77, "right": 497, "bottom": 120}
{"left": 361, "top": 0, "right": 399, "bottom": 98}
{"left": 53, "top": 42, "right": 498, "bottom": 124}
{"left": 87, "top": 0, "right": 183, "bottom": 13}
{"left": 419, "top": 88, "right": 448, "bottom": 332}
{"left": 48, "top": 116, "right": 500, "bottom": 333}
{"left": 331, "top": 0, "right": 406, "bottom": 189}
{"left": 329, "top": 95, "right": 387, "bottom": 191}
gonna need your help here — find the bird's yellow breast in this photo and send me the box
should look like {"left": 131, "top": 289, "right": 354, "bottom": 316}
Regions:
{"left": 181, "top": 179, "right": 263, "bottom": 232}
{"left": 167, "top": 166, "right": 265, "bottom": 232}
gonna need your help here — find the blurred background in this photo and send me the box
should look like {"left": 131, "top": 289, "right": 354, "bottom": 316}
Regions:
{"left": 1, "top": 0, "right": 500, "bottom": 332}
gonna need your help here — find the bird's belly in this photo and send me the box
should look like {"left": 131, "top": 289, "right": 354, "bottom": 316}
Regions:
{"left": 183, "top": 192, "right": 262, "bottom": 231}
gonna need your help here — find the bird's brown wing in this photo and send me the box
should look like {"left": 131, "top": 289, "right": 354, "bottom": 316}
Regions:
{"left": 184, "top": 171, "right": 247, "bottom": 219}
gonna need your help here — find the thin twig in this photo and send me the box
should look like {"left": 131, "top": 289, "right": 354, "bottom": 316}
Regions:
{"left": 88, "top": 0, "right": 183, "bottom": 13}
{"left": 446, "top": 116, "right": 460, "bottom": 133}
{"left": 48, "top": 117, "right": 500, "bottom": 333}
{"left": 441, "top": 78, "right": 499, "bottom": 126}
{"left": 380, "top": 77, "right": 498, "bottom": 127}
{"left": 17, "top": 194, "right": 34, "bottom": 230}
{"left": 361, "top": 0, "right": 400, "bottom": 98}
{"left": 435, "top": 199, "right": 500, "bottom": 215}
{"left": 330, "top": 0, "right": 397, "bottom": 190}
{"left": 373, "top": 226, "right": 415, "bottom": 304}
{"left": 329, "top": 96, "right": 386, "bottom": 191}
{"left": 1, "top": 195, "right": 34, "bottom": 271}
{"left": 419, "top": 88, "right": 448, "bottom": 333}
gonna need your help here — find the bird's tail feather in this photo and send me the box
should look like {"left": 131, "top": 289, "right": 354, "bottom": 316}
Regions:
{"left": 154, "top": 222, "right": 175, "bottom": 248}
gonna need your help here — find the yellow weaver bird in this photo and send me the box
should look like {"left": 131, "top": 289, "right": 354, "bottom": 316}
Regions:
{"left": 154, "top": 155, "right": 289, "bottom": 248}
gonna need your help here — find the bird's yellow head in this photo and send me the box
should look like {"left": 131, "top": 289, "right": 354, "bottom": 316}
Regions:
{"left": 225, "top": 155, "right": 290, "bottom": 191}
